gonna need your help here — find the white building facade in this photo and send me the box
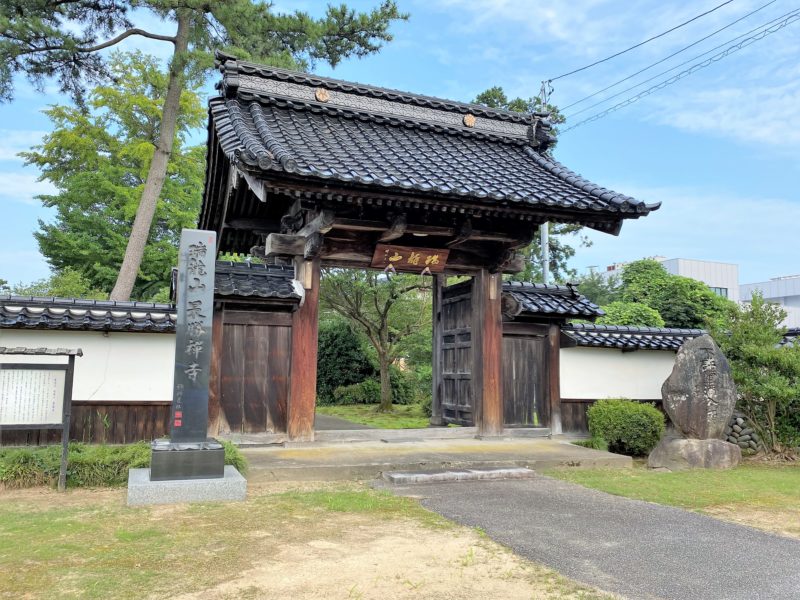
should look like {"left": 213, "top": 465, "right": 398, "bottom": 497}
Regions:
{"left": 740, "top": 276, "right": 800, "bottom": 328}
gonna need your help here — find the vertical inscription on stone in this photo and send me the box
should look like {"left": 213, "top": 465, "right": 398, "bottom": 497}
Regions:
{"left": 170, "top": 229, "right": 216, "bottom": 443}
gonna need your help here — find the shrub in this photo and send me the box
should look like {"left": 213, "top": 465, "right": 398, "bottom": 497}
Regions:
{"left": 389, "top": 366, "right": 415, "bottom": 405}
{"left": 587, "top": 399, "right": 665, "bottom": 457}
{"left": 0, "top": 441, "right": 248, "bottom": 488}
{"left": 316, "top": 319, "right": 375, "bottom": 405}
{"left": 333, "top": 378, "right": 382, "bottom": 405}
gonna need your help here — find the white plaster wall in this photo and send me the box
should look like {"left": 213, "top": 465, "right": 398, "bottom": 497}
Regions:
{"left": 560, "top": 346, "right": 676, "bottom": 400}
{"left": 0, "top": 329, "right": 175, "bottom": 401}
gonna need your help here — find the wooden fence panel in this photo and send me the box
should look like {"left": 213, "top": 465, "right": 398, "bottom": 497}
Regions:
{"left": 0, "top": 401, "right": 172, "bottom": 446}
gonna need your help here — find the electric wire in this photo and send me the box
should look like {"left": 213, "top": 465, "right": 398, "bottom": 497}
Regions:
{"left": 547, "top": 0, "right": 734, "bottom": 83}
{"left": 564, "top": 7, "right": 798, "bottom": 120}
{"left": 560, "top": 0, "right": 778, "bottom": 112}
{"left": 561, "top": 11, "right": 800, "bottom": 132}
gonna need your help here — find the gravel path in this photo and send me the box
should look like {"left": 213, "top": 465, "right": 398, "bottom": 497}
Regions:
{"left": 389, "top": 475, "right": 800, "bottom": 600}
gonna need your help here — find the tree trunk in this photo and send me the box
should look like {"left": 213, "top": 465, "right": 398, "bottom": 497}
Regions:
{"left": 109, "top": 11, "right": 191, "bottom": 301}
{"left": 378, "top": 354, "right": 392, "bottom": 412}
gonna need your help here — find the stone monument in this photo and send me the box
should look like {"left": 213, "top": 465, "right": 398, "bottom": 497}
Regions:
{"left": 127, "top": 229, "right": 246, "bottom": 505}
{"left": 648, "top": 334, "right": 742, "bottom": 471}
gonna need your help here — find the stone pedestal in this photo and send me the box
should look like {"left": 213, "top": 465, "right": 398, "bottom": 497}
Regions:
{"left": 127, "top": 465, "right": 246, "bottom": 506}
{"left": 648, "top": 437, "right": 741, "bottom": 471}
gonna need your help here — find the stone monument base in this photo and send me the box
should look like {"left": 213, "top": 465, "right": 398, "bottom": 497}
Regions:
{"left": 648, "top": 438, "right": 741, "bottom": 471}
{"left": 127, "top": 465, "right": 247, "bottom": 506}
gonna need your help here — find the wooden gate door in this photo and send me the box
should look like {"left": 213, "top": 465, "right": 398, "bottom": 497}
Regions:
{"left": 502, "top": 335, "right": 548, "bottom": 427}
{"left": 218, "top": 311, "right": 291, "bottom": 434}
{"left": 440, "top": 283, "right": 474, "bottom": 425}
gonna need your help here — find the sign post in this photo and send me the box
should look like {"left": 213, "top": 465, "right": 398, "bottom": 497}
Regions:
{"left": 149, "top": 229, "right": 225, "bottom": 481}
{"left": 0, "top": 348, "right": 81, "bottom": 491}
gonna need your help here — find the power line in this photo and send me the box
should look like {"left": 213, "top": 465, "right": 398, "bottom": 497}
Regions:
{"left": 561, "top": 11, "right": 800, "bottom": 133}
{"left": 561, "top": 0, "right": 778, "bottom": 112}
{"left": 547, "top": 0, "right": 734, "bottom": 83}
{"left": 564, "top": 7, "right": 796, "bottom": 120}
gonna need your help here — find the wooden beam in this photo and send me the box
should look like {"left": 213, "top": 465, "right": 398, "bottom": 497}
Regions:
{"left": 239, "top": 170, "right": 268, "bottom": 203}
{"left": 297, "top": 209, "right": 335, "bottom": 237}
{"left": 288, "top": 257, "right": 321, "bottom": 441}
{"left": 207, "top": 308, "right": 224, "bottom": 437}
{"left": 304, "top": 232, "right": 324, "bottom": 259}
{"left": 263, "top": 233, "right": 305, "bottom": 256}
{"left": 378, "top": 213, "right": 407, "bottom": 242}
{"left": 224, "top": 218, "right": 279, "bottom": 234}
{"left": 446, "top": 219, "right": 473, "bottom": 248}
{"left": 472, "top": 270, "right": 503, "bottom": 436}
{"left": 548, "top": 323, "right": 562, "bottom": 435}
{"left": 430, "top": 274, "right": 445, "bottom": 426}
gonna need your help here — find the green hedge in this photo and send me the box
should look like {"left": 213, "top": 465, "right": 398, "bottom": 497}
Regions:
{"left": 0, "top": 440, "right": 247, "bottom": 489}
{"left": 587, "top": 399, "right": 665, "bottom": 457}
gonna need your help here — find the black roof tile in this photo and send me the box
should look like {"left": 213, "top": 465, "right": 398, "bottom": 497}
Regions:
{"left": 502, "top": 282, "right": 604, "bottom": 320}
{"left": 214, "top": 261, "right": 300, "bottom": 300}
{"left": 563, "top": 323, "right": 704, "bottom": 351}
{"left": 0, "top": 296, "right": 177, "bottom": 333}
{"left": 1, "top": 263, "right": 301, "bottom": 333}
{"left": 205, "top": 58, "right": 660, "bottom": 232}
{"left": 780, "top": 328, "right": 799, "bottom": 348}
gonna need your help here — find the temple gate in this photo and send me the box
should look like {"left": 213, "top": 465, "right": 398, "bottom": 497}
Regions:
{"left": 198, "top": 53, "right": 659, "bottom": 441}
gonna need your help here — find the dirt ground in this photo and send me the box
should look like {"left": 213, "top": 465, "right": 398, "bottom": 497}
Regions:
{"left": 702, "top": 505, "right": 800, "bottom": 540}
{"left": 0, "top": 481, "right": 613, "bottom": 600}
{"left": 171, "top": 514, "right": 611, "bottom": 600}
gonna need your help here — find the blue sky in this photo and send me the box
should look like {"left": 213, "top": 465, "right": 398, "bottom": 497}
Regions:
{"left": 1, "top": 0, "right": 798, "bottom": 286}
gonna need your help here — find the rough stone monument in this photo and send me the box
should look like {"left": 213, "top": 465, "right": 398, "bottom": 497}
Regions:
{"left": 648, "top": 334, "right": 742, "bottom": 471}
{"left": 128, "top": 229, "right": 246, "bottom": 505}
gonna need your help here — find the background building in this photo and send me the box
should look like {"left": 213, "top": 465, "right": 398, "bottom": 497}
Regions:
{"left": 604, "top": 257, "right": 739, "bottom": 302}
{"left": 740, "top": 275, "right": 800, "bottom": 328}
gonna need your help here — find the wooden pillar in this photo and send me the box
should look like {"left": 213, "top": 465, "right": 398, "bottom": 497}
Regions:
{"left": 430, "top": 274, "right": 445, "bottom": 426}
{"left": 472, "top": 270, "right": 503, "bottom": 436}
{"left": 288, "top": 257, "right": 320, "bottom": 441}
{"left": 548, "top": 323, "right": 562, "bottom": 435}
{"left": 207, "top": 307, "right": 224, "bottom": 437}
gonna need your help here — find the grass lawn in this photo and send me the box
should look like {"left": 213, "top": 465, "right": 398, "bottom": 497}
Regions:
{"left": 547, "top": 461, "right": 800, "bottom": 538}
{"left": 316, "top": 403, "right": 432, "bottom": 429}
{"left": 0, "top": 483, "right": 610, "bottom": 599}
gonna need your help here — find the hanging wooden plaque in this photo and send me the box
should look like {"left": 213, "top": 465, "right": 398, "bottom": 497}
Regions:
{"left": 370, "top": 244, "right": 449, "bottom": 273}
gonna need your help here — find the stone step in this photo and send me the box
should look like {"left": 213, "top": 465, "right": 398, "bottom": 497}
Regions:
{"left": 382, "top": 467, "right": 537, "bottom": 485}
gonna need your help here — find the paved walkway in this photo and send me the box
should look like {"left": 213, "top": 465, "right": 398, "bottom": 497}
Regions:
{"left": 388, "top": 476, "right": 800, "bottom": 600}
{"left": 242, "top": 438, "right": 630, "bottom": 481}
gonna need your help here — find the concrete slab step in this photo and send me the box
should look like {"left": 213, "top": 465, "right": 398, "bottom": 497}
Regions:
{"left": 382, "top": 467, "right": 537, "bottom": 485}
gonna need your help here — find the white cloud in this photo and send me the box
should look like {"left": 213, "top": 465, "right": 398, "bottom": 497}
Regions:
{"left": 0, "top": 172, "right": 56, "bottom": 206}
{"left": 0, "top": 130, "right": 48, "bottom": 161}
{"left": 576, "top": 184, "right": 800, "bottom": 282}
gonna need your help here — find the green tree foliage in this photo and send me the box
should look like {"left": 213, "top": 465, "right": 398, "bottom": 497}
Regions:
{"left": 320, "top": 270, "right": 430, "bottom": 412}
{"left": 317, "top": 318, "right": 375, "bottom": 405}
{"left": 597, "top": 301, "right": 665, "bottom": 328}
{"left": 2, "top": 0, "right": 406, "bottom": 300}
{"left": 577, "top": 271, "right": 622, "bottom": 306}
{"left": 472, "top": 86, "right": 586, "bottom": 283}
{"left": 6, "top": 267, "right": 106, "bottom": 298}
{"left": 472, "top": 86, "right": 565, "bottom": 131}
{"left": 711, "top": 293, "right": 800, "bottom": 454}
{"left": 621, "top": 259, "right": 733, "bottom": 329}
{"left": 21, "top": 52, "right": 204, "bottom": 299}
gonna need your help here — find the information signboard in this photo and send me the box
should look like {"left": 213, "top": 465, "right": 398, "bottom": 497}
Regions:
{"left": 0, "top": 350, "right": 80, "bottom": 491}
{"left": 0, "top": 367, "right": 66, "bottom": 426}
